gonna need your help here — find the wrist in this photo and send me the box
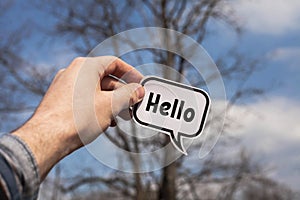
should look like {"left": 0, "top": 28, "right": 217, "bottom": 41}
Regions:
{"left": 12, "top": 116, "right": 81, "bottom": 180}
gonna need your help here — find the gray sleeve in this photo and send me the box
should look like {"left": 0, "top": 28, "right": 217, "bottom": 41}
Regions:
{"left": 0, "top": 134, "right": 40, "bottom": 200}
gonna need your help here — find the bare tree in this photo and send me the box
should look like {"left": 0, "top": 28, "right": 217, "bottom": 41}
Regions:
{"left": 39, "top": 1, "right": 270, "bottom": 200}
{"left": 0, "top": 2, "right": 49, "bottom": 132}
{"left": 1, "top": 1, "right": 296, "bottom": 200}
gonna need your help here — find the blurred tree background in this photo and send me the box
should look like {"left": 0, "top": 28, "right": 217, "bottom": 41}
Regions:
{"left": 0, "top": 0, "right": 299, "bottom": 199}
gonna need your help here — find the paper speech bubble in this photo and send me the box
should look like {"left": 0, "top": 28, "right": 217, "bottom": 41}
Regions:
{"left": 133, "top": 76, "right": 210, "bottom": 155}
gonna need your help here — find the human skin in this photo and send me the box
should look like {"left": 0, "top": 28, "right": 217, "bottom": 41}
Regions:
{"left": 12, "top": 56, "right": 145, "bottom": 180}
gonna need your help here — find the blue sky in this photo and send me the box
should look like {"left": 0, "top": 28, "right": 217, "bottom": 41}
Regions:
{"left": 1, "top": 0, "right": 300, "bottom": 193}
{"left": 216, "top": 0, "right": 300, "bottom": 190}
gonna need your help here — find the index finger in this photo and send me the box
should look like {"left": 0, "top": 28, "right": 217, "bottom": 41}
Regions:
{"left": 101, "top": 56, "right": 143, "bottom": 83}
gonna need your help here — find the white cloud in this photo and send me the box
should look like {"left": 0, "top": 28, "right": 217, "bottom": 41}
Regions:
{"left": 232, "top": 0, "right": 300, "bottom": 35}
{"left": 269, "top": 47, "right": 300, "bottom": 61}
{"left": 229, "top": 97, "right": 300, "bottom": 189}
{"left": 267, "top": 47, "right": 300, "bottom": 69}
{"left": 270, "top": 47, "right": 300, "bottom": 59}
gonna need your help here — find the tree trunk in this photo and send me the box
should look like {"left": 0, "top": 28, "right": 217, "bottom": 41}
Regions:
{"left": 158, "top": 135, "right": 177, "bottom": 200}
{"left": 159, "top": 160, "right": 177, "bottom": 200}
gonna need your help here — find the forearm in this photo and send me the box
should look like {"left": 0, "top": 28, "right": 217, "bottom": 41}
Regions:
{"left": 0, "top": 56, "right": 144, "bottom": 199}
{"left": 12, "top": 116, "right": 82, "bottom": 180}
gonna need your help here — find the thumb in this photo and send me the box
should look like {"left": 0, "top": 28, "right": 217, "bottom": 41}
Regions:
{"left": 111, "top": 83, "right": 145, "bottom": 116}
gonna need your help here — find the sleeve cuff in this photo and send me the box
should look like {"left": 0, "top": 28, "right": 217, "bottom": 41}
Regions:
{"left": 0, "top": 134, "right": 40, "bottom": 200}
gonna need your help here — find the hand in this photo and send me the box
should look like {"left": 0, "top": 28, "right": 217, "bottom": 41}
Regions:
{"left": 13, "top": 56, "right": 145, "bottom": 180}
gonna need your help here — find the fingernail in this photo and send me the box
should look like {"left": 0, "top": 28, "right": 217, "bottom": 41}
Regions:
{"left": 136, "top": 86, "right": 145, "bottom": 101}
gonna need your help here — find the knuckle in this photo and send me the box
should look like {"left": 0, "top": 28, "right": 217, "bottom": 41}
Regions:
{"left": 53, "top": 68, "right": 65, "bottom": 80}
{"left": 72, "top": 57, "right": 87, "bottom": 66}
{"left": 105, "top": 56, "right": 121, "bottom": 64}
{"left": 57, "top": 68, "right": 65, "bottom": 74}
{"left": 105, "top": 55, "right": 118, "bottom": 60}
{"left": 130, "top": 90, "right": 139, "bottom": 105}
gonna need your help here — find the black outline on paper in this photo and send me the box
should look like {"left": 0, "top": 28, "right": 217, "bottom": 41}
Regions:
{"left": 133, "top": 76, "right": 210, "bottom": 154}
